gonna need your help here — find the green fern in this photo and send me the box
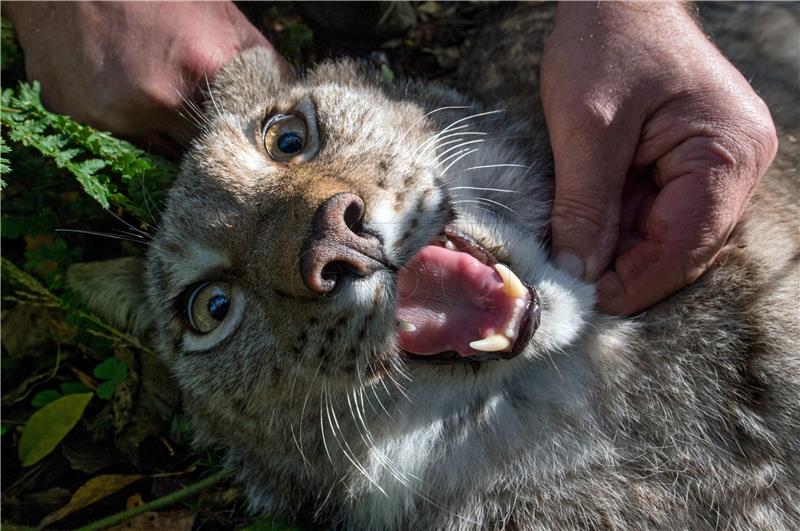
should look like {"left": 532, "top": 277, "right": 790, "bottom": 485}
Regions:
{"left": 0, "top": 135, "right": 10, "bottom": 188}
{"left": 1, "top": 82, "right": 176, "bottom": 219}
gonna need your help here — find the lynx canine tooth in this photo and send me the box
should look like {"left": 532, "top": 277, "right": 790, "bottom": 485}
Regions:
{"left": 397, "top": 320, "right": 417, "bottom": 332}
{"left": 445, "top": 240, "right": 457, "bottom": 251}
{"left": 494, "top": 263, "right": 527, "bottom": 298}
{"left": 470, "top": 334, "right": 511, "bottom": 352}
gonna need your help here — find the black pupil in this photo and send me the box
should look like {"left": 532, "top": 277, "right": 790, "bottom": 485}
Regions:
{"left": 278, "top": 132, "right": 303, "bottom": 154}
{"left": 208, "top": 292, "right": 230, "bottom": 321}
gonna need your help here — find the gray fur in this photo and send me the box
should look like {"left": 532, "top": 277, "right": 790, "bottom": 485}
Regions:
{"left": 75, "top": 4, "right": 799, "bottom": 529}
{"left": 67, "top": 257, "right": 151, "bottom": 337}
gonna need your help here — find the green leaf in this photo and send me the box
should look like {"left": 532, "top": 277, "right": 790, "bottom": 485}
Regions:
{"left": 1, "top": 425, "right": 9, "bottom": 436}
{"left": 95, "top": 380, "right": 116, "bottom": 400}
{"left": 18, "top": 392, "right": 93, "bottom": 467}
{"left": 31, "top": 389, "right": 62, "bottom": 408}
{"left": 59, "top": 381, "right": 92, "bottom": 395}
{"left": 380, "top": 64, "right": 396, "bottom": 87}
{"left": 93, "top": 357, "right": 128, "bottom": 384}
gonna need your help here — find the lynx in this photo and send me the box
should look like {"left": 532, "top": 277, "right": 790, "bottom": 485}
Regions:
{"left": 70, "top": 4, "right": 799, "bottom": 529}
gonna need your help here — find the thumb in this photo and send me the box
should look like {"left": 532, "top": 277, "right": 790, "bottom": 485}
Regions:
{"left": 547, "top": 105, "right": 639, "bottom": 281}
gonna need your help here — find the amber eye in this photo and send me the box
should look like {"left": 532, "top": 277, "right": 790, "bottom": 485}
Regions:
{"left": 186, "top": 282, "right": 232, "bottom": 333}
{"left": 263, "top": 114, "right": 308, "bottom": 162}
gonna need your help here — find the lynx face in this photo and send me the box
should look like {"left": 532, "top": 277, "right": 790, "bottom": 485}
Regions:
{"left": 140, "top": 49, "right": 595, "bottom": 508}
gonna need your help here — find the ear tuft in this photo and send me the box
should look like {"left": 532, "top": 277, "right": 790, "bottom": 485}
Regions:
{"left": 67, "top": 257, "right": 151, "bottom": 337}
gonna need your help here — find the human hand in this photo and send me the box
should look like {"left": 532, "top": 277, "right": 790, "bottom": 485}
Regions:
{"left": 540, "top": 2, "right": 777, "bottom": 315}
{"left": 6, "top": 1, "right": 289, "bottom": 153}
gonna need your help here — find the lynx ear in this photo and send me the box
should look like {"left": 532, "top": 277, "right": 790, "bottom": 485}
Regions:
{"left": 67, "top": 257, "right": 152, "bottom": 337}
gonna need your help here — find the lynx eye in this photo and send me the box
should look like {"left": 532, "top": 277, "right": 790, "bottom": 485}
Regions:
{"left": 264, "top": 114, "right": 307, "bottom": 162}
{"left": 186, "top": 281, "right": 232, "bottom": 333}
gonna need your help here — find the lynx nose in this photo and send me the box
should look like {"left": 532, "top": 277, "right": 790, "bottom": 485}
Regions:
{"left": 301, "top": 193, "right": 387, "bottom": 294}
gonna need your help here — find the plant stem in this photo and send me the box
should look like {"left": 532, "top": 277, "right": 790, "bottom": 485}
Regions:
{"left": 74, "top": 469, "right": 234, "bottom": 531}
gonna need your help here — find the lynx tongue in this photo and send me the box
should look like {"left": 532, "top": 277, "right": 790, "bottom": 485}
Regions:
{"left": 396, "top": 245, "right": 529, "bottom": 357}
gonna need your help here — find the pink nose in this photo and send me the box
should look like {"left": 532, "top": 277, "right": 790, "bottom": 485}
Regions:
{"left": 301, "top": 193, "right": 386, "bottom": 294}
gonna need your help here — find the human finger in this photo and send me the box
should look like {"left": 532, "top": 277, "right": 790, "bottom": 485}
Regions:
{"left": 544, "top": 97, "right": 641, "bottom": 281}
{"left": 595, "top": 172, "right": 736, "bottom": 314}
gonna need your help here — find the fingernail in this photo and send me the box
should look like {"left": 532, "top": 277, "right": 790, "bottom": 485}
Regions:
{"left": 554, "top": 251, "right": 585, "bottom": 279}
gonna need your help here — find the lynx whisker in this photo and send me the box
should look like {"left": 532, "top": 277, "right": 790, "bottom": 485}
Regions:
{"left": 438, "top": 109, "right": 505, "bottom": 137}
{"left": 361, "top": 360, "right": 395, "bottom": 420}
{"left": 435, "top": 147, "right": 476, "bottom": 170}
{"left": 395, "top": 105, "right": 474, "bottom": 146}
{"left": 290, "top": 424, "right": 313, "bottom": 471}
{"left": 440, "top": 147, "right": 481, "bottom": 176}
{"left": 294, "top": 355, "right": 328, "bottom": 472}
{"left": 176, "top": 105, "right": 209, "bottom": 132}
{"left": 319, "top": 387, "right": 337, "bottom": 469}
{"left": 173, "top": 83, "right": 214, "bottom": 131}
{"left": 389, "top": 355, "right": 413, "bottom": 383}
{"left": 448, "top": 186, "right": 520, "bottom": 194}
{"left": 55, "top": 228, "right": 149, "bottom": 245}
{"left": 451, "top": 199, "right": 505, "bottom": 218}
{"left": 137, "top": 174, "right": 159, "bottom": 225}
{"left": 425, "top": 134, "right": 488, "bottom": 156}
{"left": 106, "top": 208, "right": 154, "bottom": 239}
{"left": 458, "top": 196, "right": 518, "bottom": 216}
{"left": 422, "top": 130, "right": 488, "bottom": 154}
{"left": 462, "top": 163, "right": 532, "bottom": 172}
{"left": 203, "top": 71, "right": 224, "bottom": 121}
{"left": 379, "top": 357, "right": 411, "bottom": 402}
{"left": 364, "top": 362, "right": 396, "bottom": 421}
{"left": 414, "top": 108, "right": 504, "bottom": 161}
{"left": 434, "top": 139, "right": 485, "bottom": 163}
{"left": 346, "top": 389, "right": 413, "bottom": 489}
{"left": 411, "top": 124, "right": 470, "bottom": 161}
{"left": 414, "top": 129, "right": 487, "bottom": 164}
{"left": 323, "top": 383, "right": 388, "bottom": 497}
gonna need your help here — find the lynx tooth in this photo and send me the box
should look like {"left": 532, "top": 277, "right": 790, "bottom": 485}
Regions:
{"left": 397, "top": 320, "right": 417, "bottom": 332}
{"left": 495, "top": 263, "right": 527, "bottom": 298}
{"left": 469, "top": 334, "right": 511, "bottom": 352}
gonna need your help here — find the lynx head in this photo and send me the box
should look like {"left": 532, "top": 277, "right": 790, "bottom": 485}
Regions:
{"left": 69, "top": 47, "right": 595, "bottom": 487}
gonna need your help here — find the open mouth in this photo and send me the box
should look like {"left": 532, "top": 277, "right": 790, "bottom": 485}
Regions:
{"left": 396, "top": 225, "right": 540, "bottom": 363}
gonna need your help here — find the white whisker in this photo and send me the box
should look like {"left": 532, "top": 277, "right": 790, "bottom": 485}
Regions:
{"left": 463, "top": 163, "right": 531, "bottom": 171}
{"left": 105, "top": 208, "right": 153, "bottom": 239}
{"left": 438, "top": 109, "right": 505, "bottom": 136}
{"left": 54, "top": 229, "right": 149, "bottom": 244}
{"left": 433, "top": 139, "right": 485, "bottom": 163}
{"left": 453, "top": 198, "right": 518, "bottom": 216}
{"left": 414, "top": 129, "right": 487, "bottom": 163}
{"left": 441, "top": 148, "right": 481, "bottom": 176}
{"left": 395, "top": 105, "right": 473, "bottom": 146}
{"left": 203, "top": 72, "right": 224, "bottom": 120}
{"left": 448, "top": 186, "right": 520, "bottom": 194}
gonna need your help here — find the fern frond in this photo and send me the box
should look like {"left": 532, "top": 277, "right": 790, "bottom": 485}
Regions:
{"left": 1, "top": 82, "right": 176, "bottom": 219}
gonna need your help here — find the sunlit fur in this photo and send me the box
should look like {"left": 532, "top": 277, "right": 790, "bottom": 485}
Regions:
{"left": 70, "top": 4, "right": 799, "bottom": 529}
